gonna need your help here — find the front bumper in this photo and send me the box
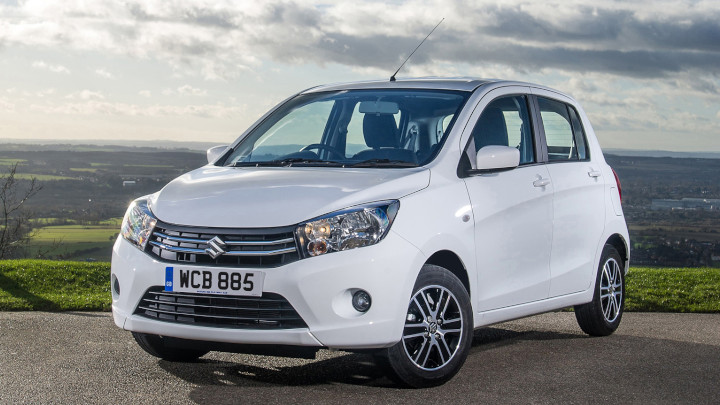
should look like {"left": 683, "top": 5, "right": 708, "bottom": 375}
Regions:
{"left": 111, "top": 230, "right": 424, "bottom": 349}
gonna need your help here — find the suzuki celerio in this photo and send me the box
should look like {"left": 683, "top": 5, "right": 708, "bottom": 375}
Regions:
{"left": 112, "top": 78, "right": 629, "bottom": 387}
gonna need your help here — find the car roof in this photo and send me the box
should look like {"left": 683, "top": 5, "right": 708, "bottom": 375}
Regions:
{"left": 301, "top": 77, "right": 557, "bottom": 94}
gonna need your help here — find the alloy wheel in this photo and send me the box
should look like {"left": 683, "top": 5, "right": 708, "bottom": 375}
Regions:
{"left": 402, "top": 285, "right": 464, "bottom": 371}
{"left": 600, "top": 257, "right": 623, "bottom": 323}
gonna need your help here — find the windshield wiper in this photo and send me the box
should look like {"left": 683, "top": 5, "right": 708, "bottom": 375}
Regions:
{"left": 231, "top": 158, "right": 343, "bottom": 167}
{"left": 350, "top": 158, "right": 419, "bottom": 168}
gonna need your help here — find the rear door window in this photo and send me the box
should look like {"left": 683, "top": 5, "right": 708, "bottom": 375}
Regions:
{"left": 537, "top": 97, "right": 576, "bottom": 161}
{"left": 537, "top": 97, "right": 589, "bottom": 161}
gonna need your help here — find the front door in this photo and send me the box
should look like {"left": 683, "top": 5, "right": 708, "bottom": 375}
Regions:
{"left": 462, "top": 92, "right": 553, "bottom": 311}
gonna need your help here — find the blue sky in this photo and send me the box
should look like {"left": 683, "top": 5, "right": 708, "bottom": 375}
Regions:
{"left": 0, "top": 0, "right": 718, "bottom": 151}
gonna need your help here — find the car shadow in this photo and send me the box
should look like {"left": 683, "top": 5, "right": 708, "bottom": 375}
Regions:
{"left": 158, "top": 325, "right": 584, "bottom": 400}
{"left": 160, "top": 352, "right": 392, "bottom": 384}
{"left": 0, "top": 272, "right": 60, "bottom": 311}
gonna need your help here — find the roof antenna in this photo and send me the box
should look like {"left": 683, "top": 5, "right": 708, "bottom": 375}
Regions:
{"left": 390, "top": 18, "right": 444, "bottom": 82}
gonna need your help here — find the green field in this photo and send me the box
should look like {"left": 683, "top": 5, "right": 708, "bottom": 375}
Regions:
{"left": 70, "top": 167, "right": 98, "bottom": 173}
{"left": 124, "top": 164, "right": 174, "bottom": 168}
{"left": 0, "top": 158, "right": 26, "bottom": 165}
{"left": 28, "top": 223, "right": 120, "bottom": 261}
{"left": 32, "top": 224, "right": 119, "bottom": 243}
{"left": 1, "top": 261, "right": 718, "bottom": 312}
{"left": 14, "top": 173, "right": 77, "bottom": 181}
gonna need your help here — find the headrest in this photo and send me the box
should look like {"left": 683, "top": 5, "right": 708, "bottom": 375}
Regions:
{"left": 363, "top": 114, "right": 399, "bottom": 148}
{"left": 474, "top": 107, "right": 508, "bottom": 149}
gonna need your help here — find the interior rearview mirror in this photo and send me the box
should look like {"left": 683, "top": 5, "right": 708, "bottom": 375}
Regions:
{"left": 358, "top": 101, "right": 400, "bottom": 114}
{"left": 207, "top": 145, "right": 229, "bottom": 164}
{"left": 475, "top": 145, "right": 520, "bottom": 172}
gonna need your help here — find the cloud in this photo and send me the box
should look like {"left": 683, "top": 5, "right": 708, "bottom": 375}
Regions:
{"left": 162, "top": 85, "right": 207, "bottom": 96}
{"left": 38, "top": 89, "right": 56, "bottom": 99}
{"left": 0, "top": 97, "right": 15, "bottom": 112}
{"left": 66, "top": 90, "right": 105, "bottom": 100}
{"left": 177, "top": 85, "right": 207, "bottom": 96}
{"left": 94, "top": 68, "right": 115, "bottom": 79}
{"left": 2, "top": 0, "right": 715, "bottom": 82}
{"left": 31, "top": 60, "right": 70, "bottom": 74}
{"left": 138, "top": 90, "right": 151, "bottom": 98}
{"left": 30, "top": 99, "right": 245, "bottom": 118}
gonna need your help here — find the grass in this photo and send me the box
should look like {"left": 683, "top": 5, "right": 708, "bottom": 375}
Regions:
{"left": 0, "top": 262, "right": 718, "bottom": 312}
{"left": 0, "top": 260, "right": 110, "bottom": 311}
{"left": 69, "top": 167, "right": 98, "bottom": 173}
{"left": 626, "top": 267, "right": 720, "bottom": 313}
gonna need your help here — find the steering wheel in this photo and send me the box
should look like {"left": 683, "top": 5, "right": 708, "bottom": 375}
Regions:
{"left": 300, "top": 144, "right": 345, "bottom": 160}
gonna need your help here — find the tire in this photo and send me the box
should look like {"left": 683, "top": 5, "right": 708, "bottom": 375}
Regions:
{"left": 132, "top": 332, "right": 208, "bottom": 362}
{"left": 384, "top": 264, "right": 473, "bottom": 388}
{"left": 574, "top": 244, "right": 625, "bottom": 336}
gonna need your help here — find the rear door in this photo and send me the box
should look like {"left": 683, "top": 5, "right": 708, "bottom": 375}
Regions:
{"left": 531, "top": 91, "right": 606, "bottom": 296}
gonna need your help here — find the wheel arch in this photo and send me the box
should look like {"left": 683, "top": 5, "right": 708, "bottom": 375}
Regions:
{"left": 424, "top": 250, "right": 471, "bottom": 298}
{"left": 606, "top": 233, "right": 629, "bottom": 272}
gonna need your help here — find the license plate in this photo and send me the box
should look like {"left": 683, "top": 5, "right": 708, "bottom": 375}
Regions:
{"left": 164, "top": 266, "right": 264, "bottom": 296}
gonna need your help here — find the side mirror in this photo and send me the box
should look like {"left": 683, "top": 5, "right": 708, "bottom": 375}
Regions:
{"left": 475, "top": 145, "right": 520, "bottom": 171}
{"left": 206, "top": 145, "right": 229, "bottom": 164}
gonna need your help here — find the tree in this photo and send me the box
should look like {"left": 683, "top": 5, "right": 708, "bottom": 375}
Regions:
{"left": 0, "top": 163, "right": 42, "bottom": 259}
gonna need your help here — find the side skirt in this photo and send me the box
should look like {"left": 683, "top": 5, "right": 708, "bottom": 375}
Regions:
{"left": 473, "top": 288, "right": 593, "bottom": 328}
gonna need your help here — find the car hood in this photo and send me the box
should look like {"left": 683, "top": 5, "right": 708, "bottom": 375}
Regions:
{"left": 150, "top": 166, "right": 430, "bottom": 228}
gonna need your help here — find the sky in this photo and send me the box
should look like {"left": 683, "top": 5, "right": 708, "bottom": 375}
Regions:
{"left": 0, "top": 0, "right": 719, "bottom": 152}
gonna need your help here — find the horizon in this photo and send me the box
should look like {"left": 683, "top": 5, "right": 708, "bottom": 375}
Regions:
{"left": 1, "top": 0, "right": 719, "bottom": 152}
{"left": 3, "top": 137, "right": 720, "bottom": 160}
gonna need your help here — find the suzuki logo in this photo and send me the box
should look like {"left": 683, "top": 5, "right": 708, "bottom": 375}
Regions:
{"left": 205, "top": 236, "right": 227, "bottom": 259}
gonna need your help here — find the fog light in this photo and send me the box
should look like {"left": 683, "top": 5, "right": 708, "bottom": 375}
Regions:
{"left": 352, "top": 290, "right": 371, "bottom": 312}
{"left": 112, "top": 274, "right": 120, "bottom": 298}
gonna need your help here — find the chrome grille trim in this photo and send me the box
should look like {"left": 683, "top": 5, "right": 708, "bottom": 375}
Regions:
{"left": 148, "top": 241, "right": 205, "bottom": 254}
{"left": 146, "top": 221, "right": 300, "bottom": 267}
{"left": 154, "top": 232, "right": 295, "bottom": 246}
{"left": 153, "top": 232, "right": 207, "bottom": 244}
{"left": 134, "top": 287, "right": 307, "bottom": 329}
{"left": 148, "top": 240, "right": 296, "bottom": 256}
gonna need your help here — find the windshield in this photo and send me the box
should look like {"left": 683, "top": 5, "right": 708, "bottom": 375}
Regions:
{"left": 223, "top": 89, "right": 469, "bottom": 168}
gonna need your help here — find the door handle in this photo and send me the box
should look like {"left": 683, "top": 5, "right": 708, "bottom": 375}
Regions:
{"left": 533, "top": 178, "right": 551, "bottom": 187}
{"left": 588, "top": 170, "right": 601, "bottom": 178}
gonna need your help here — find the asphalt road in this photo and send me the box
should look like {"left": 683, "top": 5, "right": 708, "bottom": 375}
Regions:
{"left": 0, "top": 312, "right": 718, "bottom": 404}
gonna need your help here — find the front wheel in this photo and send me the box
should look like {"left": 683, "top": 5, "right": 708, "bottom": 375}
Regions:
{"left": 574, "top": 244, "right": 625, "bottom": 336}
{"left": 132, "top": 332, "right": 208, "bottom": 362}
{"left": 383, "top": 265, "right": 473, "bottom": 388}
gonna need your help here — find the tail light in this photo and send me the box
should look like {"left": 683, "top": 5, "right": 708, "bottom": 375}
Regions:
{"left": 611, "top": 168, "right": 622, "bottom": 203}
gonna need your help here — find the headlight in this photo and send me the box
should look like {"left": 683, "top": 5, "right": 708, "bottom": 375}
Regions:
{"left": 121, "top": 198, "right": 157, "bottom": 250}
{"left": 296, "top": 201, "right": 399, "bottom": 257}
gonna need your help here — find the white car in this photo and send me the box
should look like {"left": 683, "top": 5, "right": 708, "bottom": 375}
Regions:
{"left": 112, "top": 78, "right": 629, "bottom": 387}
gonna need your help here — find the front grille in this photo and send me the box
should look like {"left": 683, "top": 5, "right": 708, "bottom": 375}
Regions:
{"left": 134, "top": 287, "right": 307, "bottom": 329}
{"left": 147, "top": 221, "right": 300, "bottom": 267}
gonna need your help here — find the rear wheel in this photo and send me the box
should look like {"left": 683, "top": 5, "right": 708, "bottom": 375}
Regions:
{"left": 384, "top": 265, "right": 473, "bottom": 388}
{"left": 132, "top": 332, "right": 208, "bottom": 362}
{"left": 575, "top": 244, "right": 625, "bottom": 336}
